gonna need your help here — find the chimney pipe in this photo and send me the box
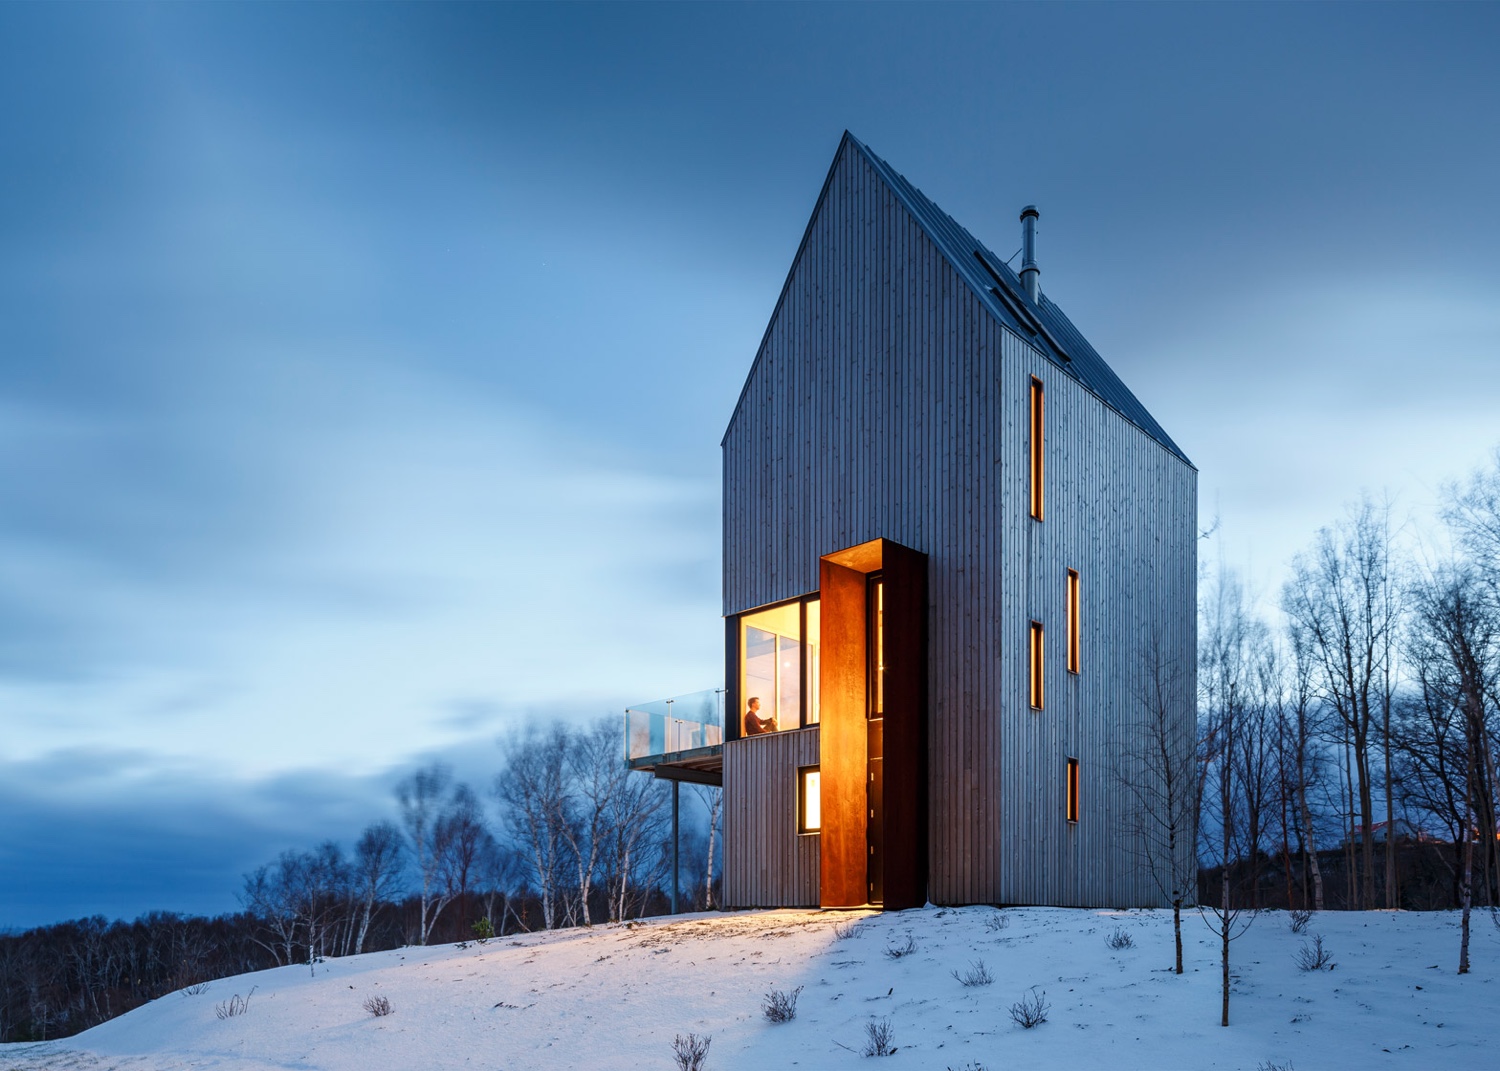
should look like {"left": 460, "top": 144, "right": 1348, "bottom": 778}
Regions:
{"left": 1019, "top": 205, "right": 1040, "bottom": 302}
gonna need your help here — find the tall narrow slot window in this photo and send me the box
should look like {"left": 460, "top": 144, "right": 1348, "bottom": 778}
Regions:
{"left": 798, "top": 766, "right": 822, "bottom": 833}
{"left": 805, "top": 598, "right": 822, "bottom": 724}
{"left": 1066, "top": 569, "right": 1081, "bottom": 674}
{"left": 1029, "top": 376, "right": 1044, "bottom": 521}
{"left": 1029, "top": 621, "right": 1045, "bottom": 710}
{"left": 1066, "top": 758, "right": 1079, "bottom": 823}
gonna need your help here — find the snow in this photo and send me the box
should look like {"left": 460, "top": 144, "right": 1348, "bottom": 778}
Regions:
{"left": 4, "top": 907, "right": 1498, "bottom": 1070}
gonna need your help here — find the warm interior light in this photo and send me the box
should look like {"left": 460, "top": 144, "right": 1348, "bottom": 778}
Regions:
{"left": 1066, "top": 569, "right": 1080, "bottom": 675}
{"left": 1029, "top": 621, "right": 1044, "bottom": 710}
{"left": 1030, "top": 376, "right": 1044, "bottom": 521}
{"left": 1066, "top": 757, "right": 1079, "bottom": 823}
{"left": 800, "top": 766, "right": 821, "bottom": 832}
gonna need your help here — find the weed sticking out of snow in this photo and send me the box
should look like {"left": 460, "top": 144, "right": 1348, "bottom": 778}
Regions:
{"left": 1009, "top": 986, "right": 1050, "bottom": 1028}
{"left": 884, "top": 933, "right": 917, "bottom": 959}
{"left": 213, "top": 986, "right": 255, "bottom": 1020}
{"left": 1288, "top": 909, "right": 1313, "bottom": 934}
{"left": 1296, "top": 934, "right": 1335, "bottom": 971}
{"left": 951, "top": 959, "right": 994, "bottom": 987}
{"left": 860, "top": 1016, "right": 896, "bottom": 1057}
{"left": 1106, "top": 928, "right": 1134, "bottom": 950}
{"left": 982, "top": 912, "right": 1009, "bottom": 933}
{"left": 671, "top": 1032, "right": 711, "bottom": 1071}
{"left": 179, "top": 982, "right": 210, "bottom": 997}
{"left": 361, "top": 995, "right": 394, "bottom": 1017}
{"left": 834, "top": 919, "right": 864, "bottom": 940}
{"left": 1258, "top": 1061, "right": 1296, "bottom": 1071}
{"left": 762, "top": 985, "right": 802, "bottom": 1023}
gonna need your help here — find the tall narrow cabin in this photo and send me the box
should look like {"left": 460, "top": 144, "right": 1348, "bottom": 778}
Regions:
{"left": 631, "top": 132, "right": 1196, "bottom": 911}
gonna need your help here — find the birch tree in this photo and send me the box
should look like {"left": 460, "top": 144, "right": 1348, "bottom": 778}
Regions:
{"left": 352, "top": 820, "right": 404, "bottom": 954}
{"left": 497, "top": 727, "right": 572, "bottom": 929}
{"left": 1121, "top": 633, "right": 1197, "bottom": 973}
{"left": 1282, "top": 498, "right": 1400, "bottom": 909}
{"left": 395, "top": 763, "right": 455, "bottom": 945}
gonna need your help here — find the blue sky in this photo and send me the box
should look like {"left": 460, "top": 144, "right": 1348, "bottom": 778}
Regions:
{"left": 2, "top": 3, "right": 1498, "bottom": 928}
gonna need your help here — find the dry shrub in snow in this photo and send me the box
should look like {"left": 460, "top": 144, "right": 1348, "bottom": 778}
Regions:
{"left": 1288, "top": 909, "right": 1312, "bottom": 934}
{"left": 834, "top": 919, "right": 864, "bottom": 941}
{"left": 983, "top": 912, "right": 1008, "bottom": 933}
{"left": 946, "top": 1064, "right": 988, "bottom": 1071}
{"left": 1258, "top": 1062, "right": 1295, "bottom": 1071}
{"left": 1295, "top": 934, "right": 1334, "bottom": 971}
{"left": 1106, "top": 928, "right": 1134, "bottom": 950}
{"left": 1008, "top": 986, "right": 1049, "bottom": 1028}
{"left": 762, "top": 985, "right": 803, "bottom": 1023}
{"left": 884, "top": 934, "right": 916, "bottom": 959}
{"left": 861, "top": 1016, "right": 896, "bottom": 1057}
{"left": 180, "top": 982, "right": 210, "bottom": 997}
{"left": 362, "top": 995, "right": 394, "bottom": 1017}
{"left": 214, "top": 986, "right": 256, "bottom": 1020}
{"left": 672, "top": 1032, "right": 711, "bottom": 1071}
{"left": 951, "top": 959, "right": 993, "bottom": 987}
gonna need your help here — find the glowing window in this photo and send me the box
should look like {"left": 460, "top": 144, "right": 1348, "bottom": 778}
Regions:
{"left": 1029, "top": 621, "right": 1044, "bottom": 710}
{"left": 1029, "top": 376, "right": 1044, "bottom": 521}
{"left": 1066, "top": 757, "right": 1080, "bottom": 823}
{"left": 1066, "top": 569, "right": 1080, "bottom": 675}
{"left": 798, "top": 766, "right": 821, "bottom": 833}
{"left": 738, "top": 596, "right": 819, "bottom": 737}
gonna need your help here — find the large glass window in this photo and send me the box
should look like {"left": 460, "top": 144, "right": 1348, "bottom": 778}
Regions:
{"left": 738, "top": 595, "right": 820, "bottom": 737}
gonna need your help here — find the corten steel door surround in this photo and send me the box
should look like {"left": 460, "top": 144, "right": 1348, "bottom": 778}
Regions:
{"left": 818, "top": 538, "right": 927, "bottom": 910}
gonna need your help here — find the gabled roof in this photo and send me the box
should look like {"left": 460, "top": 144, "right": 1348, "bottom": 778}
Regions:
{"left": 728, "top": 132, "right": 1191, "bottom": 466}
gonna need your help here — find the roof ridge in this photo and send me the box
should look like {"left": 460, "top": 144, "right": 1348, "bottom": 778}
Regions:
{"left": 846, "top": 135, "right": 1190, "bottom": 466}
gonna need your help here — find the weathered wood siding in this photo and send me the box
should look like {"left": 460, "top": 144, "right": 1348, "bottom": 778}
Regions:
{"left": 722, "top": 138, "right": 1197, "bottom": 908}
{"left": 723, "top": 727, "right": 820, "bottom": 908}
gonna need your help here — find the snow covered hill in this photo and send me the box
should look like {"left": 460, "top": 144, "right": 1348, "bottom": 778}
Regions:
{"left": 3, "top": 906, "right": 1496, "bottom": 1070}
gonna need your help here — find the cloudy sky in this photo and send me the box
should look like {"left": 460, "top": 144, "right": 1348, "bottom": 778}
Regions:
{"left": 3, "top": 3, "right": 1497, "bottom": 928}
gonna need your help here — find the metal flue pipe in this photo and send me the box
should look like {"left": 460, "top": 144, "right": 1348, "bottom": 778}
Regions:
{"left": 1019, "top": 205, "right": 1040, "bottom": 302}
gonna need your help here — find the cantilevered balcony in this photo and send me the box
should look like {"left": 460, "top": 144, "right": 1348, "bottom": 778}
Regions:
{"left": 624, "top": 687, "right": 724, "bottom": 783}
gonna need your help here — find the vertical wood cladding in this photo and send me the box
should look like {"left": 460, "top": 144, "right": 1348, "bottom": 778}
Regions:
{"left": 723, "top": 727, "right": 820, "bottom": 907}
{"left": 722, "top": 138, "right": 1197, "bottom": 908}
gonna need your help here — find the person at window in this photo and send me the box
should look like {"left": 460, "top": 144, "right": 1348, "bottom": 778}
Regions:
{"left": 743, "top": 696, "right": 776, "bottom": 736}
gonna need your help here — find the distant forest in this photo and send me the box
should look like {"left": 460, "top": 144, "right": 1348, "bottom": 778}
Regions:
{"left": 4, "top": 448, "right": 1499, "bottom": 1044}
{"left": 0, "top": 720, "right": 719, "bottom": 1043}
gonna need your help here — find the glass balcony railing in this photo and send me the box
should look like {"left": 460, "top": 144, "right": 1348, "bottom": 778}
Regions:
{"left": 625, "top": 688, "right": 725, "bottom": 763}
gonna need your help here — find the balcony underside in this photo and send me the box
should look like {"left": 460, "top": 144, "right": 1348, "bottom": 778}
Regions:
{"left": 628, "top": 744, "right": 723, "bottom": 786}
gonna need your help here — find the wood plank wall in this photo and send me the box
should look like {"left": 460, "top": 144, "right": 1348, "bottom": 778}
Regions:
{"left": 723, "top": 727, "right": 821, "bottom": 908}
{"left": 722, "top": 139, "right": 1197, "bottom": 908}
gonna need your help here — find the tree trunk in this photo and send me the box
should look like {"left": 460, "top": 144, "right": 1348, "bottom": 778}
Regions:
{"left": 1173, "top": 898, "right": 1183, "bottom": 975}
{"left": 1459, "top": 749, "right": 1475, "bottom": 975}
{"left": 1383, "top": 687, "right": 1397, "bottom": 909}
{"left": 1220, "top": 867, "right": 1231, "bottom": 1027}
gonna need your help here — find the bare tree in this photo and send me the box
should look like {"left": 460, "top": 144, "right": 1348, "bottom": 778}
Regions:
{"left": 689, "top": 783, "right": 723, "bottom": 911}
{"left": 1409, "top": 565, "right": 1498, "bottom": 971}
{"left": 1121, "top": 633, "right": 1197, "bottom": 973}
{"left": 435, "top": 784, "right": 494, "bottom": 938}
{"left": 1282, "top": 498, "right": 1400, "bottom": 909}
{"left": 1199, "top": 566, "right": 1259, "bottom": 1026}
{"left": 1283, "top": 624, "right": 1327, "bottom": 911}
{"left": 602, "top": 756, "right": 668, "bottom": 920}
{"left": 352, "top": 821, "right": 404, "bottom": 954}
{"left": 497, "top": 727, "right": 572, "bottom": 930}
{"left": 240, "top": 854, "right": 303, "bottom": 966}
{"left": 395, "top": 763, "right": 455, "bottom": 945}
{"left": 558, "top": 720, "right": 633, "bottom": 925}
